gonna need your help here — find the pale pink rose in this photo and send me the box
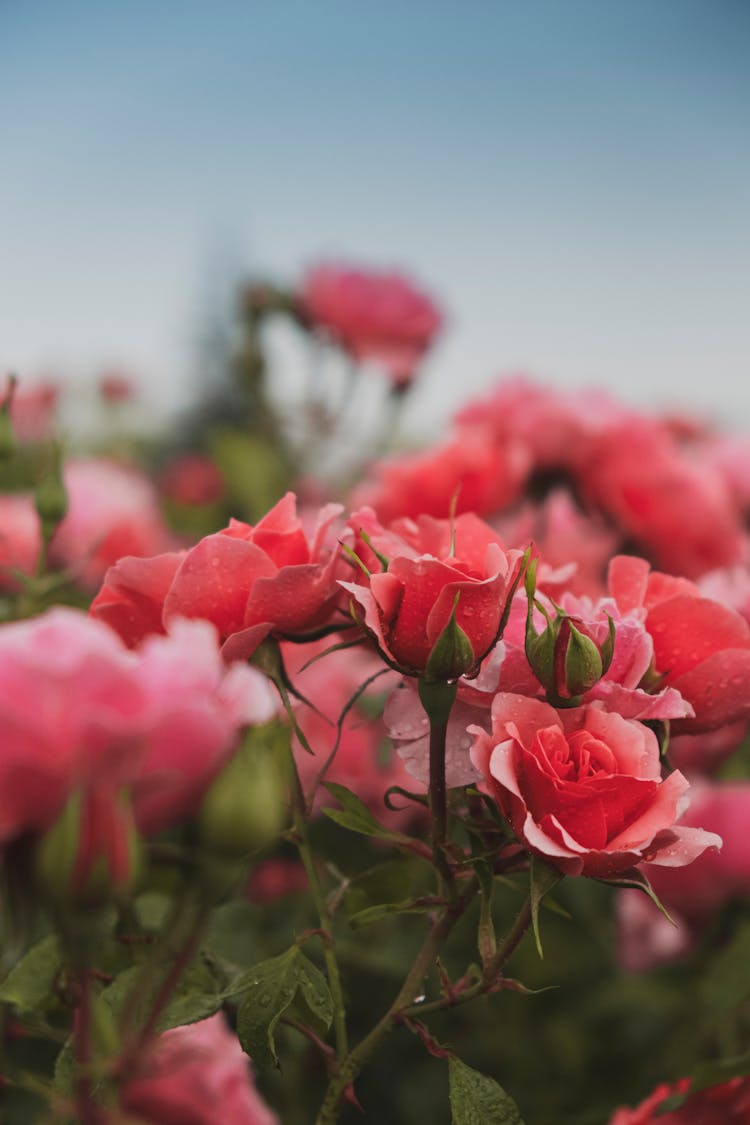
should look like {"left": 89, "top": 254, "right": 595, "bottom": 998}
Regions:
{"left": 130, "top": 618, "right": 277, "bottom": 834}
{"left": 120, "top": 1014, "right": 278, "bottom": 1125}
{"left": 0, "top": 493, "right": 41, "bottom": 589}
{"left": 50, "top": 458, "right": 173, "bottom": 589}
{"left": 470, "top": 694, "right": 721, "bottom": 878}
{"left": 301, "top": 263, "right": 442, "bottom": 386}
{"left": 0, "top": 609, "right": 274, "bottom": 844}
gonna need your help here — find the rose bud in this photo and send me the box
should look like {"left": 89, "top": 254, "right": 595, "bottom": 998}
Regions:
{"left": 198, "top": 722, "right": 288, "bottom": 859}
{"left": 525, "top": 560, "right": 615, "bottom": 704}
{"left": 34, "top": 787, "right": 142, "bottom": 908}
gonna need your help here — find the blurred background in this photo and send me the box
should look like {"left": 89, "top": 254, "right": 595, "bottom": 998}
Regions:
{"left": 1, "top": 0, "right": 748, "bottom": 437}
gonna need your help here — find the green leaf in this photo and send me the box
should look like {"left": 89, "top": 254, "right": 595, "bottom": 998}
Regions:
{"left": 322, "top": 781, "right": 403, "bottom": 841}
{"left": 347, "top": 898, "right": 435, "bottom": 929}
{"left": 0, "top": 936, "right": 62, "bottom": 1013}
{"left": 102, "top": 952, "right": 227, "bottom": 1034}
{"left": 529, "top": 856, "right": 563, "bottom": 958}
{"left": 235, "top": 947, "right": 302, "bottom": 1068}
{"left": 596, "top": 867, "right": 675, "bottom": 926}
{"left": 343, "top": 858, "right": 422, "bottom": 919}
{"left": 288, "top": 952, "right": 333, "bottom": 1038}
{"left": 449, "top": 1058, "right": 525, "bottom": 1124}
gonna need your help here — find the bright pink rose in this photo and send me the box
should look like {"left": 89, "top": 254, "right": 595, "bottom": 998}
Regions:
{"left": 90, "top": 552, "right": 186, "bottom": 648}
{"left": 609, "top": 1076, "right": 750, "bottom": 1124}
{"left": 342, "top": 508, "right": 525, "bottom": 679}
{"left": 609, "top": 555, "right": 750, "bottom": 732}
{"left": 300, "top": 263, "right": 442, "bottom": 386}
{"left": 352, "top": 426, "right": 529, "bottom": 524}
{"left": 0, "top": 609, "right": 274, "bottom": 844}
{"left": 49, "top": 458, "right": 173, "bottom": 588}
{"left": 120, "top": 1014, "right": 278, "bottom": 1125}
{"left": 0, "top": 494, "right": 41, "bottom": 589}
{"left": 469, "top": 694, "right": 720, "bottom": 878}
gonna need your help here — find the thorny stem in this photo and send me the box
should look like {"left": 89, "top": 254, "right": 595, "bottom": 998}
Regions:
{"left": 314, "top": 885, "right": 474, "bottom": 1125}
{"left": 74, "top": 967, "right": 104, "bottom": 1125}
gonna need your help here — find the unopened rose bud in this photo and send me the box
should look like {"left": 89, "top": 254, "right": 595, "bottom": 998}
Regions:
{"left": 198, "top": 722, "right": 288, "bottom": 859}
{"left": 34, "top": 443, "right": 68, "bottom": 543}
{"left": 425, "top": 596, "right": 475, "bottom": 682}
{"left": 525, "top": 560, "right": 614, "bottom": 704}
{"left": 34, "top": 788, "right": 141, "bottom": 908}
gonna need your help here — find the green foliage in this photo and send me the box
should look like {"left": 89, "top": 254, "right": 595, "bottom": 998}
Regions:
{"left": 448, "top": 1058, "right": 525, "bottom": 1125}
{"left": 0, "top": 936, "right": 63, "bottom": 1013}
{"left": 235, "top": 946, "right": 333, "bottom": 1068}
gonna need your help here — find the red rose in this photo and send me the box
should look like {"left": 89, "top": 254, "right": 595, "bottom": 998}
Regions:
{"left": 342, "top": 508, "right": 524, "bottom": 679}
{"left": 470, "top": 694, "right": 720, "bottom": 878}
{"left": 609, "top": 555, "right": 750, "bottom": 732}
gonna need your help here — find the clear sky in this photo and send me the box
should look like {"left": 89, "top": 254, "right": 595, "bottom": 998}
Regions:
{"left": 1, "top": 0, "right": 748, "bottom": 434}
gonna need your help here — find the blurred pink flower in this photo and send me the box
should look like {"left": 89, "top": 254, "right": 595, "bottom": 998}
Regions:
{"left": 120, "top": 1014, "right": 278, "bottom": 1125}
{"left": 301, "top": 263, "right": 442, "bottom": 386}
{"left": 0, "top": 609, "right": 274, "bottom": 844}
{"left": 0, "top": 493, "right": 41, "bottom": 589}
{"left": 50, "top": 458, "right": 173, "bottom": 589}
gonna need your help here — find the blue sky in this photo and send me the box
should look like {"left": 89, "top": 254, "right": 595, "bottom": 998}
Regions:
{"left": 1, "top": 0, "right": 748, "bottom": 433}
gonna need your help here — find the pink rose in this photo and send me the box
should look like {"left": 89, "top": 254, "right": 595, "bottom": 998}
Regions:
{"left": 50, "top": 458, "right": 173, "bottom": 589}
{"left": 352, "top": 426, "right": 529, "bottom": 524}
{"left": 0, "top": 494, "right": 41, "bottom": 589}
{"left": 91, "top": 493, "right": 345, "bottom": 659}
{"left": 300, "top": 263, "right": 442, "bottom": 386}
{"left": 578, "top": 420, "right": 743, "bottom": 579}
{"left": 0, "top": 609, "right": 274, "bottom": 845}
{"left": 609, "top": 555, "right": 750, "bottom": 732}
{"left": 120, "top": 1014, "right": 278, "bottom": 1125}
{"left": 159, "top": 454, "right": 225, "bottom": 505}
{"left": 164, "top": 493, "right": 344, "bottom": 661}
{"left": 470, "top": 694, "right": 720, "bottom": 878}
{"left": 90, "top": 552, "right": 186, "bottom": 649}
{"left": 342, "top": 508, "right": 525, "bottom": 679}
